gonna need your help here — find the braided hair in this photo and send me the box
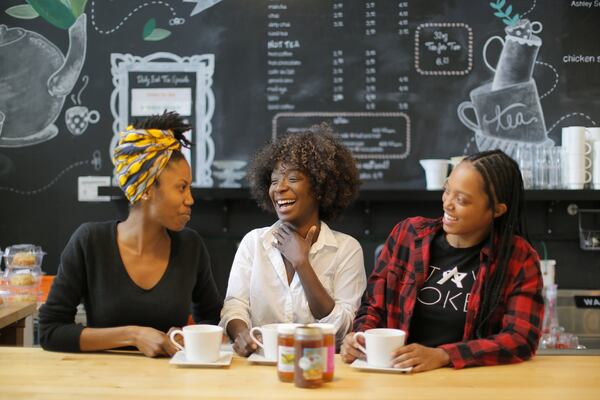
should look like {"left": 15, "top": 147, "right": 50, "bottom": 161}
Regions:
{"left": 463, "top": 150, "right": 528, "bottom": 338}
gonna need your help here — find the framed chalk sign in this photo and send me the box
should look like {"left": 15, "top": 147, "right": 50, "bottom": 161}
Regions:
{"left": 109, "top": 52, "right": 215, "bottom": 186}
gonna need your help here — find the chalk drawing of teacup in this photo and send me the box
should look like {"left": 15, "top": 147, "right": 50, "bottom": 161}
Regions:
{"left": 483, "top": 25, "right": 543, "bottom": 91}
{"left": 457, "top": 79, "right": 547, "bottom": 143}
{"left": 65, "top": 106, "right": 100, "bottom": 135}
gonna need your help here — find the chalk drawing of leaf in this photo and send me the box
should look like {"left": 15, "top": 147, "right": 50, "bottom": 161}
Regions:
{"left": 26, "top": 0, "right": 75, "bottom": 29}
{"left": 70, "top": 0, "right": 88, "bottom": 18}
{"left": 5, "top": 4, "right": 39, "bottom": 19}
{"left": 143, "top": 18, "right": 156, "bottom": 39}
{"left": 145, "top": 28, "right": 171, "bottom": 41}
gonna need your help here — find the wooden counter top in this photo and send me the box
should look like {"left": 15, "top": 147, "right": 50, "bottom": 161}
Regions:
{"left": 0, "top": 347, "right": 598, "bottom": 399}
{"left": 0, "top": 302, "right": 36, "bottom": 329}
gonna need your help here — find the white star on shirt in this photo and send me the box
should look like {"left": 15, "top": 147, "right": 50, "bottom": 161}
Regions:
{"left": 437, "top": 266, "right": 468, "bottom": 288}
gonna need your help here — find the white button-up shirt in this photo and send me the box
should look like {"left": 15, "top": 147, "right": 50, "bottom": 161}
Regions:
{"left": 220, "top": 221, "right": 366, "bottom": 343}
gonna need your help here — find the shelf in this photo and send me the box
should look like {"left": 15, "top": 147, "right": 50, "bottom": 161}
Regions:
{"left": 98, "top": 186, "right": 600, "bottom": 202}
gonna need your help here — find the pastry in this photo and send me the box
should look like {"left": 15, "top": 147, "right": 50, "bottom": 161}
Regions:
{"left": 12, "top": 293, "right": 37, "bottom": 303}
{"left": 11, "top": 252, "right": 37, "bottom": 266}
{"left": 10, "top": 273, "right": 36, "bottom": 286}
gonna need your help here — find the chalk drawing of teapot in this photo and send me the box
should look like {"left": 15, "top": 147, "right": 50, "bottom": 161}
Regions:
{"left": 0, "top": 14, "right": 87, "bottom": 147}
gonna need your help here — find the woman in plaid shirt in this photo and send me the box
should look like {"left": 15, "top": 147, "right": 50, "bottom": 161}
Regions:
{"left": 341, "top": 150, "right": 544, "bottom": 372}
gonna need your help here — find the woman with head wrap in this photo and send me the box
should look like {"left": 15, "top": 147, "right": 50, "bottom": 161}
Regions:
{"left": 39, "top": 111, "right": 222, "bottom": 357}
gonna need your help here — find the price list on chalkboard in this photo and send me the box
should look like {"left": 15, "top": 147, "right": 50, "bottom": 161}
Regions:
{"left": 265, "top": 0, "right": 414, "bottom": 187}
{"left": 265, "top": 0, "right": 411, "bottom": 113}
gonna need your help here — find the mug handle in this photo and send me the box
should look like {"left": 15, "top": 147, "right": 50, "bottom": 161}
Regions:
{"left": 584, "top": 170, "right": 592, "bottom": 184}
{"left": 483, "top": 35, "right": 504, "bottom": 72}
{"left": 583, "top": 156, "right": 592, "bottom": 171}
{"left": 169, "top": 329, "right": 185, "bottom": 352}
{"left": 352, "top": 332, "right": 367, "bottom": 354}
{"left": 249, "top": 327, "right": 264, "bottom": 349}
{"left": 584, "top": 142, "right": 592, "bottom": 156}
{"left": 86, "top": 110, "right": 100, "bottom": 124}
{"left": 457, "top": 101, "right": 479, "bottom": 132}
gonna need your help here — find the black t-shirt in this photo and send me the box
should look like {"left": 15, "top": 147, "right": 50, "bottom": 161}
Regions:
{"left": 408, "top": 232, "right": 483, "bottom": 347}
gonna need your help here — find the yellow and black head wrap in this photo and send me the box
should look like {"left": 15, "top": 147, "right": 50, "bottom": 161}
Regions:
{"left": 112, "top": 126, "right": 182, "bottom": 204}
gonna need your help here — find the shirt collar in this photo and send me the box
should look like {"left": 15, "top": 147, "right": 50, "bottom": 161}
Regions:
{"left": 415, "top": 216, "right": 493, "bottom": 258}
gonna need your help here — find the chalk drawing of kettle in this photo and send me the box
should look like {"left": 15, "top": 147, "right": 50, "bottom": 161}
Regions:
{"left": 0, "top": 14, "right": 87, "bottom": 147}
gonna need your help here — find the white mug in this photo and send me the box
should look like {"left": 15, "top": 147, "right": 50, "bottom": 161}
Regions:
{"left": 169, "top": 324, "right": 223, "bottom": 362}
{"left": 593, "top": 141, "right": 600, "bottom": 189}
{"left": 353, "top": 328, "right": 406, "bottom": 368}
{"left": 585, "top": 127, "right": 600, "bottom": 143}
{"left": 563, "top": 152, "right": 592, "bottom": 189}
{"left": 249, "top": 323, "right": 280, "bottom": 361}
{"left": 564, "top": 152, "right": 592, "bottom": 171}
{"left": 562, "top": 126, "right": 592, "bottom": 155}
{"left": 419, "top": 159, "right": 449, "bottom": 190}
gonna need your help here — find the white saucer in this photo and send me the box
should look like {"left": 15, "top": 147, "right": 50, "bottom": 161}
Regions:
{"left": 350, "top": 359, "right": 412, "bottom": 373}
{"left": 169, "top": 351, "right": 233, "bottom": 367}
{"left": 247, "top": 352, "right": 277, "bottom": 365}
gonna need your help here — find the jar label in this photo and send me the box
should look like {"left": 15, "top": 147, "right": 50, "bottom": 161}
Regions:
{"left": 299, "top": 348, "right": 323, "bottom": 381}
{"left": 326, "top": 345, "right": 334, "bottom": 373}
{"left": 278, "top": 346, "right": 295, "bottom": 372}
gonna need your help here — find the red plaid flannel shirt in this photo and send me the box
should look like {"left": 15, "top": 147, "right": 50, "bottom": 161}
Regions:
{"left": 353, "top": 217, "right": 544, "bottom": 369}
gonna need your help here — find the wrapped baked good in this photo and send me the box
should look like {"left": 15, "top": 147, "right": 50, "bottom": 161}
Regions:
{"left": 9, "top": 273, "right": 36, "bottom": 286}
{"left": 3, "top": 244, "right": 45, "bottom": 304}
{"left": 4, "top": 244, "right": 44, "bottom": 269}
{"left": 11, "top": 252, "right": 37, "bottom": 266}
{"left": 11, "top": 293, "right": 37, "bottom": 303}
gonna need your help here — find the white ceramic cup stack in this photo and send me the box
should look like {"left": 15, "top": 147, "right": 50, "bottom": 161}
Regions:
{"left": 586, "top": 127, "right": 600, "bottom": 189}
{"left": 561, "top": 126, "right": 592, "bottom": 189}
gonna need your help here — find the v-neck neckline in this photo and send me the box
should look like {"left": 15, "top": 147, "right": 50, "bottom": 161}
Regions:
{"left": 113, "top": 221, "right": 174, "bottom": 292}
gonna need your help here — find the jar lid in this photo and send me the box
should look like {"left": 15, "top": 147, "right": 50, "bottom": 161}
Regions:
{"left": 277, "top": 323, "right": 302, "bottom": 335}
{"left": 307, "top": 323, "right": 335, "bottom": 334}
{"left": 294, "top": 326, "right": 323, "bottom": 340}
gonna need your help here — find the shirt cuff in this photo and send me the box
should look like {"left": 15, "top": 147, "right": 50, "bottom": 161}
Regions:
{"left": 219, "top": 314, "right": 251, "bottom": 331}
{"left": 317, "top": 303, "right": 352, "bottom": 341}
{"left": 438, "top": 343, "right": 463, "bottom": 369}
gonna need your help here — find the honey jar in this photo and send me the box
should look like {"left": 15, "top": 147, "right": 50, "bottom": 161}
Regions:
{"left": 294, "top": 326, "right": 323, "bottom": 389}
{"left": 277, "top": 323, "right": 301, "bottom": 382}
{"left": 308, "top": 323, "right": 335, "bottom": 382}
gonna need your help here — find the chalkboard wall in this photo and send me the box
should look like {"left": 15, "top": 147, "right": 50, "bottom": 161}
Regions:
{"left": 1, "top": 1, "right": 599, "bottom": 289}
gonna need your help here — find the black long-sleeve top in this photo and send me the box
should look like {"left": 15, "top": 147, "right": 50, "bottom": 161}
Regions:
{"left": 39, "top": 221, "right": 223, "bottom": 352}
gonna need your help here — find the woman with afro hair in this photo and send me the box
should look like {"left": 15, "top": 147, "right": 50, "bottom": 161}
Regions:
{"left": 220, "top": 124, "right": 366, "bottom": 356}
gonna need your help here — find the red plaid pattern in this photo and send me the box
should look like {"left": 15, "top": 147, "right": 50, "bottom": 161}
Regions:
{"left": 353, "top": 217, "right": 544, "bottom": 369}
